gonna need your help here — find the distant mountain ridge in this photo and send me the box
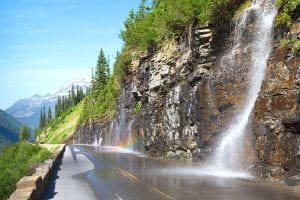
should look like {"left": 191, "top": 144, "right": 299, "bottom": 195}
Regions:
{"left": 0, "top": 109, "right": 22, "bottom": 148}
{"left": 6, "top": 79, "right": 91, "bottom": 129}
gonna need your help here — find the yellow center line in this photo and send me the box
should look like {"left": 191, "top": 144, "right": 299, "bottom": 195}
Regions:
{"left": 96, "top": 155, "right": 175, "bottom": 200}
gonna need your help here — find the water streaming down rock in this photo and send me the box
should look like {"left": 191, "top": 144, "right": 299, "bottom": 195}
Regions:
{"left": 104, "top": 88, "right": 136, "bottom": 151}
{"left": 214, "top": 0, "right": 277, "bottom": 170}
{"left": 115, "top": 88, "right": 127, "bottom": 145}
{"left": 72, "top": 87, "right": 137, "bottom": 152}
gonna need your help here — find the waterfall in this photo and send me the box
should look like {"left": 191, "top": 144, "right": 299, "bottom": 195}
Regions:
{"left": 103, "top": 88, "right": 136, "bottom": 151}
{"left": 214, "top": 0, "right": 277, "bottom": 170}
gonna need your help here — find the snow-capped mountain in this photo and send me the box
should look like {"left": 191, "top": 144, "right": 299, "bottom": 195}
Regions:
{"left": 6, "top": 79, "right": 91, "bottom": 129}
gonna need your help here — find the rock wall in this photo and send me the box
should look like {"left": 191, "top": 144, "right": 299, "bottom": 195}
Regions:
{"left": 73, "top": 18, "right": 299, "bottom": 180}
{"left": 9, "top": 145, "right": 65, "bottom": 200}
{"left": 254, "top": 20, "right": 300, "bottom": 179}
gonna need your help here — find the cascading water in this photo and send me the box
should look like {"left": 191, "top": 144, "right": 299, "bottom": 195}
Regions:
{"left": 101, "top": 88, "right": 137, "bottom": 152}
{"left": 214, "top": 0, "right": 277, "bottom": 171}
{"left": 115, "top": 88, "right": 126, "bottom": 145}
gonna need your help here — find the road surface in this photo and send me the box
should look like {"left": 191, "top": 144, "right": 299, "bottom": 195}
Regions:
{"left": 42, "top": 145, "right": 300, "bottom": 200}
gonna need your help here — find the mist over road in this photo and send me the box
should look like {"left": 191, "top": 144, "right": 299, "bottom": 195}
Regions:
{"left": 42, "top": 146, "right": 300, "bottom": 200}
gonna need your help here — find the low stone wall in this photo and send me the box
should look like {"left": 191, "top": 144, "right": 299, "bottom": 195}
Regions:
{"left": 9, "top": 144, "right": 65, "bottom": 200}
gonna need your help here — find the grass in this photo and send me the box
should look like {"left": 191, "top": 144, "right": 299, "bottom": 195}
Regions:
{"left": 234, "top": 0, "right": 252, "bottom": 17}
{"left": 38, "top": 102, "right": 83, "bottom": 144}
{"left": 280, "top": 38, "right": 300, "bottom": 54}
{"left": 0, "top": 142, "right": 50, "bottom": 200}
{"left": 292, "top": 39, "right": 300, "bottom": 54}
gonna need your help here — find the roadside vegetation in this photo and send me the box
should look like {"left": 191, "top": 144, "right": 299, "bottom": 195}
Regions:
{"left": 0, "top": 142, "right": 50, "bottom": 200}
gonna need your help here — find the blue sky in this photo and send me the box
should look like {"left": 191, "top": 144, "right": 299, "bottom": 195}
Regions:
{"left": 0, "top": 0, "right": 140, "bottom": 110}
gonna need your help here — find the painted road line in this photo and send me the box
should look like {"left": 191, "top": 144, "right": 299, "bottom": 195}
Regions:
{"left": 91, "top": 151, "right": 175, "bottom": 200}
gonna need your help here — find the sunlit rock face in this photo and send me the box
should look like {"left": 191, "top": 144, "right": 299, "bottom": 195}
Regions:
{"left": 73, "top": 15, "right": 300, "bottom": 180}
{"left": 133, "top": 25, "right": 221, "bottom": 160}
{"left": 134, "top": 20, "right": 259, "bottom": 164}
{"left": 132, "top": 19, "right": 299, "bottom": 179}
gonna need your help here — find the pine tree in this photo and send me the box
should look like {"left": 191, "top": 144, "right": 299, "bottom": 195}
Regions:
{"left": 43, "top": 107, "right": 47, "bottom": 126}
{"left": 39, "top": 107, "right": 47, "bottom": 129}
{"left": 76, "top": 86, "right": 84, "bottom": 104}
{"left": 20, "top": 125, "right": 30, "bottom": 141}
{"left": 93, "top": 48, "right": 109, "bottom": 95}
{"left": 136, "top": 0, "right": 147, "bottom": 20}
{"left": 107, "top": 54, "right": 110, "bottom": 77}
{"left": 39, "top": 110, "right": 43, "bottom": 129}
{"left": 71, "top": 85, "right": 76, "bottom": 105}
{"left": 62, "top": 96, "right": 66, "bottom": 112}
{"left": 42, "top": 107, "right": 46, "bottom": 127}
{"left": 56, "top": 96, "right": 61, "bottom": 117}
{"left": 55, "top": 104, "right": 58, "bottom": 118}
{"left": 47, "top": 106, "right": 52, "bottom": 123}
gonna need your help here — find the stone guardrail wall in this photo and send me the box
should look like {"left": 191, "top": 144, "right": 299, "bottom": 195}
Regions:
{"left": 9, "top": 144, "right": 66, "bottom": 200}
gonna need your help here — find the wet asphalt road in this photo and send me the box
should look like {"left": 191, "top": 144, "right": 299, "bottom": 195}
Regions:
{"left": 42, "top": 145, "right": 300, "bottom": 200}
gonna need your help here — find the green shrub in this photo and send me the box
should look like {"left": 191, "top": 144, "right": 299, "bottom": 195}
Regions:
{"left": 0, "top": 142, "right": 50, "bottom": 200}
{"left": 292, "top": 39, "right": 300, "bottom": 53}
{"left": 234, "top": 0, "right": 251, "bottom": 17}
{"left": 280, "top": 38, "right": 300, "bottom": 54}
{"left": 121, "top": 0, "right": 240, "bottom": 51}
{"left": 276, "top": 0, "right": 300, "bottom": 27}
{"left": 134, "top": 101, "right": 143, "bottom": 113}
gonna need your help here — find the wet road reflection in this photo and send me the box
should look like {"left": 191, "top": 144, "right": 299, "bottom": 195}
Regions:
{"left": 43, "top": 145, "right": 300, "bottom": 200}
{"left": 42, "top": 146, "right": 97, "bottom": 200}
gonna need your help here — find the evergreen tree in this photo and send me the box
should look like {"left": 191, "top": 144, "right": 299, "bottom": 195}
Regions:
{"left": 39, "top": 107, "right": 47, "bottom": 129}
{"left": 76, "top": 86, "right": 84, "bottom": 104}
{"left": 47, "top": 106, "right": 52, "bottom": 123}
{"left": 43, "top": 107, "right": 47, "bottom": 126}
{"left": 71, "top": 85, "right": 76, "bottom": 105}
{"left": 20, "top": 125, "right": 30, "bottom": 141}
{"left": 68, "top": 91, "right": 71, "bottom": 107}
{"left": 56, "top": 96, "right": 61, "bottom": 117}
{"left": 93, "top": 48, "right": 109, "bottom": 95}
{"left": 136, "top": 0, "right": 148, "bottom": 20}
{"left": 62, "top": 96, "right": 66, "bottom": 112}
{"left": 75, "top": 86, "right": 78, "bottom": 104}
{"left": 107, "top": 55, "right": 110, "bottom": 77}
{"left": 55, "top": 104, "right": 58, "bottom": 118}
{"left": 39, "top": 110, "right": 43, "bottom": 129}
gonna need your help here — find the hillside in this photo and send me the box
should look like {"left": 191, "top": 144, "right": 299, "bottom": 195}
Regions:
{"left": 0, "top": 109, "right": 21, "bottom": 147}
{"left": 37, "top": 102, "right": 83, "bottom": 144}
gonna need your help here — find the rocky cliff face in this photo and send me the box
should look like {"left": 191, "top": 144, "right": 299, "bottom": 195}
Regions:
{"left": 254, "top": 20, "right": 300, "bottom": 180}
{"left": 73, "top": 17, "right": 300, "bottom": 180}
